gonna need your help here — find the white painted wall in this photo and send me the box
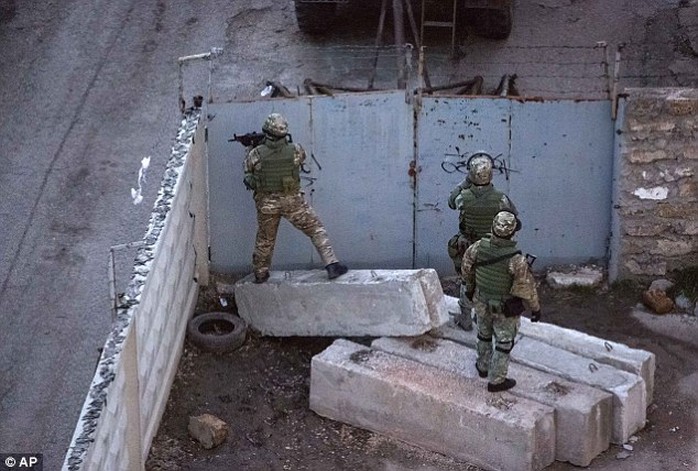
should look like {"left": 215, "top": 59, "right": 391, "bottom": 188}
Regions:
{"left": 63, "top": 111, "right": 207, "bottom": 471}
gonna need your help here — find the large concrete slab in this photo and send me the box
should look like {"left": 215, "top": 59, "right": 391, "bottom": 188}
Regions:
{"left": 444, "top": 294, "right": 656, "bottom": 403}
{"left": 372, "top": 336, "right": 613, "bottom": 467}
{"left": 433, "top": 324, "right": 646, "bottom": 444}
{"left": 235, "top": 269, "right": 449, "bottom": 336}
{"left": 519, "top": 317, "right": 656, "bottom": 404}
{"left": 310, "top": 339, "right": 556, "bottom": 471}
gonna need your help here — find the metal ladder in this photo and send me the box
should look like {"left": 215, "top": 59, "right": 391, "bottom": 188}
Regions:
{"left": 420, "top": 0, "right": 457, "bottom": 56}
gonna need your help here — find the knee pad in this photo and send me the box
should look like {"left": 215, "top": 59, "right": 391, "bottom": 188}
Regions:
{"left": 495, "top": 340, "right": 514, "bottom": 354}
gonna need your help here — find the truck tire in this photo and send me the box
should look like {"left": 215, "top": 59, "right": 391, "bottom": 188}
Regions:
{"left": 187, "top": 312, "right": 248, "bottom": 354}
{"left": 470, "top": 5, "right": 513, "bottom": 40}
{"left": 295, "top": 2, "right": 337, "bottom": 35}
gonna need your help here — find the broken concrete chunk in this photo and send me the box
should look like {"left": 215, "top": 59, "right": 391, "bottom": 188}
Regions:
{"left": 642, "top": 289, "right": 674, "bottom": 314}
{"left": 188, "top": 413, "right": 229, "bottom": 449}
{"left": 546, "top": 265, "right": 604, "bottom": 289}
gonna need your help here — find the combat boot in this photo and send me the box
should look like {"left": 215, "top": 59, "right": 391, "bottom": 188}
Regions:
{"left": 326, "top": 262, "right": 348, "bottom": 280}
{"left": 487, "top": 378, "right": 516, "bottom": 393}
{"left": 254, "top": 272, "right": 270, "bottom": 284}
{"left": 454, "top": 305, "right": 473, "bottom": 331}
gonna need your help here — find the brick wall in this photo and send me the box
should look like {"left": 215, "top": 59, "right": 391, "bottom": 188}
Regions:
{"left": 610, "top": 88, "right": 698, "bottom": 279}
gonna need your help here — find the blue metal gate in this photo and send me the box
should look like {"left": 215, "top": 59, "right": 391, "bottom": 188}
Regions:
{"left": 415, "top": 96, "right": 615, "bottom": 274}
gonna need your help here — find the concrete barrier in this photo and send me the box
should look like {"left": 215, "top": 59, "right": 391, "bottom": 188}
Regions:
{"left": 434, "top": 324, "right": 646, "bottom": 444}
{"left": 444, "top": 295, "right": 655, "bottom": 403}
{"left": 372, "top": 336, "right": 613, "bottom": 466}
{"left": 310, "top": 339, "right": 556, "bottom": 471}
{"left": 519, "top": 317, "right": 656, "bottom": 404}
{"left": 235, "top": 269, "right": 449, "bottom": 336}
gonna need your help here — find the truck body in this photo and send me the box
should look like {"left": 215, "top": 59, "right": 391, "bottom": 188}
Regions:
{"left": 294, "top": 0, "right": 513, "bottom": 40}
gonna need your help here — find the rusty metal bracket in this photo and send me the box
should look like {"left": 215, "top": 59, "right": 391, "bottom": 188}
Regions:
{"left": 177, "top": 47, "right": 223, "bottom": 114}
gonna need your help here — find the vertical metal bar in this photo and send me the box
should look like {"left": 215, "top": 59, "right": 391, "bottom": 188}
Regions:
{"left": 177, "top": 61, "right": 185, "bottom": 113}
{"left": 208, "top": 57, "right": 214, "bottom": 105}
{"left": 403, "top": 0, "right": 431, "bottom": 89}
{"left": 392, "top": 0, "right": 406, "bottom": 89}
{"left": 108, "top": 248, "right": 117, "bottom": 323}
{"left": 417, "top": 45, "right": 425, "bottom": 95}
{"left": 368, "top": 0, "right": 389, "bottom": 90}
{"left": 611, "top": 47, "right": 622, "bottom": 120}
{"left": 450, "top": 0, "right": 457, "bottom": 57}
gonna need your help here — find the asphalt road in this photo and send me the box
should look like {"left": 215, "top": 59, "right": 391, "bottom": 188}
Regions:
{"left": 0, "top": 0, "right": 230, "bottom": 466}
{"left": 0, "top": 0, "right": 693, "bottom": 469}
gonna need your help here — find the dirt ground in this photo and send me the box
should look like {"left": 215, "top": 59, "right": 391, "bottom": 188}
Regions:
{"left": 147, "top": 273, "right": 698, "bottom": 471}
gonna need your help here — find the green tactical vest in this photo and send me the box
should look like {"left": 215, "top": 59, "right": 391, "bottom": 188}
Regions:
{"left": 475, "top": 235, "right": 518, "bottom": 302}
{"left": 255, "top": 140, "right": 300, "bottom": 194}
{"left": 458, "top": 185, "right": 507, "bottom": 241}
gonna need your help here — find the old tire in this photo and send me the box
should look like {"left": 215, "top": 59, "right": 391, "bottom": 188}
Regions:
{"left": 295, "top": 2, "right": 337, "bottom": 35}
{"left": 187, "top": 312, "right": 248, "bottom": 354}
{"left": 470, "top": 6, "right": 513, "bottom": 40}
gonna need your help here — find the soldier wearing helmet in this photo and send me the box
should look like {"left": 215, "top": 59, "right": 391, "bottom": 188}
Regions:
{"left": 243, "top": 113, "right": 348, "bottom": 283}
{"left": 461, "top": 210, "right": 541, "bottom": 393}
{"left": 446, "top": 152, "right": 518, "bottom": 331}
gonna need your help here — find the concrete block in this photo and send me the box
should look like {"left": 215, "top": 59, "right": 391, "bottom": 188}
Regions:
{"left": 519, "top": 318, "right": 656, "bottom": 404}
{"left": 372, "top": 336, "right": 612, "bottom": 467}
{"left": 310, "top": 339, "right": 556, "bottom": 471}
{"left": 235, "top": 269, "right": 449, "bottom": 337}
{"left": 433, "top": 324, "right": 646, "bottom": 444}
{"left": 546, "top": 265, "right": 604, "bottom": 288}
{"left": 443, "top": 295, "right": 656, "bottom": 404}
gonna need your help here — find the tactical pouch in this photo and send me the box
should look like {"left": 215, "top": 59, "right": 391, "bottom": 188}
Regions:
{"left": 282, "top": 176, "right": 299, "bottom": 194}
{"left": 503, "top": 296, "right": 526, "bottom": 318}
{"left": 447, "top": 233, "right": 465, "bottom": 258}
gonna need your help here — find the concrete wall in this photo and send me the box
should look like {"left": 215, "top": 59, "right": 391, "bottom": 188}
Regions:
{"left": 609, "top": 88, "right": 698, "bottom": 280}
{"left": 63, "top": 111, "right": 207, "bottom": 471}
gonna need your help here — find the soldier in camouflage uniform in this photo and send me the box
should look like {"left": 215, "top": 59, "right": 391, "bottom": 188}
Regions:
{"left": 243, "top": 113, "right": 348, "bottom": 283}
{"left": 447, "top": 152, "right": 518, "bottom": 331}
{"left": 461, "top": 210, "right": 541, "bottom": 393}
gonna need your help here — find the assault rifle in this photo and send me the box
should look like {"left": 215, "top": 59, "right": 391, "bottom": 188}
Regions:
{"left": 228, "top": 132, "right": 265, "bottom": 148}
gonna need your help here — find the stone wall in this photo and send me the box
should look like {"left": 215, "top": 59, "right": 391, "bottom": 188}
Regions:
{"left": 611, "top": 88, "right": 698, "bottom": 279}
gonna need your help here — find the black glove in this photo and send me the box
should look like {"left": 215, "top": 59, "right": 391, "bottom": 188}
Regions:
{"left": 531, "top": 310, "right": 541, "bottom": 323}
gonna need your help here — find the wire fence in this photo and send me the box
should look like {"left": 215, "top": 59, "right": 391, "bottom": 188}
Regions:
{"left": 208, "top": 39, "right": 695, "bottom": 104}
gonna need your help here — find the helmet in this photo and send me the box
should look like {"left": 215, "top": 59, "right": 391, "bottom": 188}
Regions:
{"left": 492, "top": 210, "right": 518, "bottom": 238}
{"left": 467, "top": 153, "right": 494, "bottom": 185}
{"left": 262, "top": 113, "right": 289, "bottom": 138}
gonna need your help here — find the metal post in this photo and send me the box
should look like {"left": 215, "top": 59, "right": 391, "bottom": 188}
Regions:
{"left": 368, "top": 0, "right": 389, "bottom": 90}
{"left": 392, "top": 0, "right": 406, "bottom": 89}
{"left": 177, "top": 47, "right": 223, "bottom": 113}
{"left": 611, "top": 46, "right": 623, "bottom": 120}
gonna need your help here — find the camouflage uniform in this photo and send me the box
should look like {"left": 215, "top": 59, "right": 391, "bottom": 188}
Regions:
{"left": 448, "top": 182, "right": 517, "bottom": 275}
{"left": 461, "top": 232, "right": 540, "bottom": 388}
{"left": 447, "top": 155, "right": 517, "bottom": 331}
{"left": 244, "top": 134, "right": 338, "bottom": 280}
